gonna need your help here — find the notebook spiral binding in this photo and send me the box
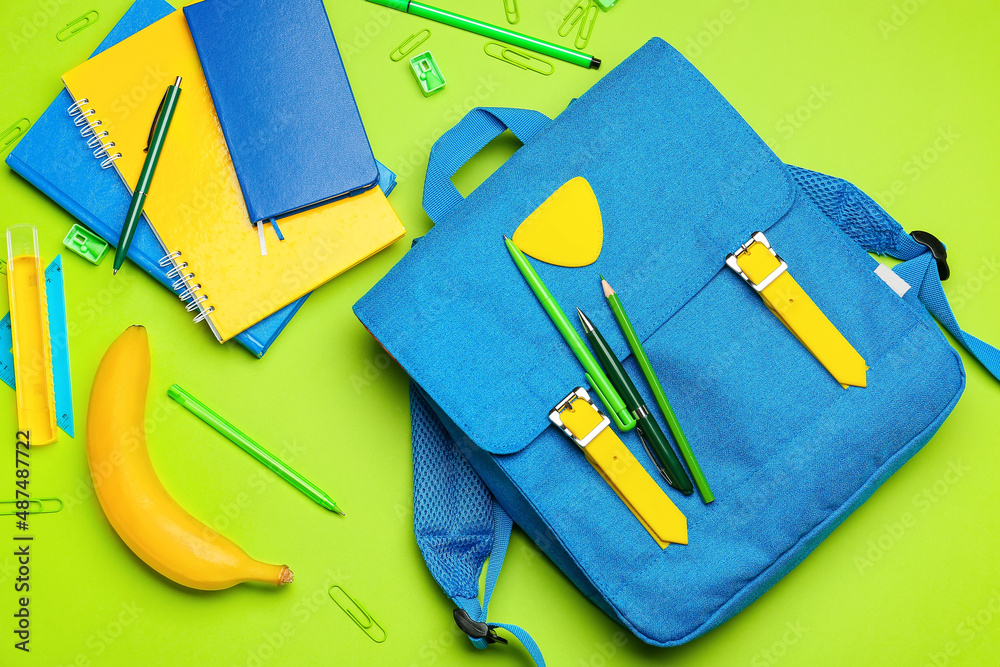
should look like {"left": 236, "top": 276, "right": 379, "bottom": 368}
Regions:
{"left": 67, "top": 98, "right": 121, "bottom": 169}
{"left": 158, "top": 250, "right": 215, "bottom": 324}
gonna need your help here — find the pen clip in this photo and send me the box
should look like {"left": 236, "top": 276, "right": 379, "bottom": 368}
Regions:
{"left": 145, "top": 89, "right": 169, "bottom": 152}
{"left": 635, "top": 427, "right": 675, "bottom": 487}
{"left": 585, "top": 373, "right": 636, "bottom": 432}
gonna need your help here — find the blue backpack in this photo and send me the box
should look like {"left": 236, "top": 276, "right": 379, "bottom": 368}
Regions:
{"left": 354, "top": 39, "right": 1000, "bottom": 665}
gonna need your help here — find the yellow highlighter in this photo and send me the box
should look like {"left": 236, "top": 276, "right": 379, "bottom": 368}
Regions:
{"left": 6, "top": 225, "right": 57, "bottom": 445}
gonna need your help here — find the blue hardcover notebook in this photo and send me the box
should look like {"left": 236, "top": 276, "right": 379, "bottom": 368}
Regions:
{"left": 5, "top": 0, "right": 395, "bottom": 358}
{"left": 184, "top": 0, "right": 380, "bottom": 225}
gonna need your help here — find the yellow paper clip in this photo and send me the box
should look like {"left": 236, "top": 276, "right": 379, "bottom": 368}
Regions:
{"left": 484, "top": 42, "right": 555, "bottom": 75}
{"left": 390, "top": 29, "right": 431, "bottom": 62}
{"left": 576, "top": 2, "right": 599, "bottom": 49}
{"left": 559, "top": 0, "right": 588, "bottom": 37}
{"left": 0, "top": 498, "right": 64, "bottom": 515}
{"left": 503, "top": 0, "right": 519, "bottom": 24}
{"left": 329, "top": 585, "right": 387, "bottom": 643}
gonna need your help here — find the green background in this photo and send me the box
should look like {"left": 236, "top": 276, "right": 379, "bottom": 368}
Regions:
{"left": 2, "top": 0, "right": 999, "bottom": 665}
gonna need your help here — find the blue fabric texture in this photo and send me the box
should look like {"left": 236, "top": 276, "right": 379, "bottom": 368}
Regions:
{"left": 355, "top": 38, "right": 990, "bottom": 653}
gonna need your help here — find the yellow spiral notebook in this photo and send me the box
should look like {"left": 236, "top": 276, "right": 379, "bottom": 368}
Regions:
{"left": 61, "top": 10, "right": 404, "bottom": 342}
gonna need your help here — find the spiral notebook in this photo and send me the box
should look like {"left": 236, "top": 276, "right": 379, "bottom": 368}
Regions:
{"left": 60, "top": 10, "right": 405, "bottom": 343}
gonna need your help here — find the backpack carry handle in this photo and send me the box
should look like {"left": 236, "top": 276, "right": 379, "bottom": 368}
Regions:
{"left": 422, "top": 107, "right": 551, "bottom": 224}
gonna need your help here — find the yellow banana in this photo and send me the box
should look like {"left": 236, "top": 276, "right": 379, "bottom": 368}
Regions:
{"left": 87, "top": 325, "right": 293, "bottom": 591}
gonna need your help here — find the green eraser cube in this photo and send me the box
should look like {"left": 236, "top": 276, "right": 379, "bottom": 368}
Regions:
{"left": 62, "top": 224, "right": 110, "bottom": 265}
{"left": 409, "top": 51, "right": 446, "bottom": 97}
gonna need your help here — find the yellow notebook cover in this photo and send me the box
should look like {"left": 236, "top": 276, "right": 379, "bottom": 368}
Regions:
{"left": 61, "top": 10, "right": 405, "bottom": 342}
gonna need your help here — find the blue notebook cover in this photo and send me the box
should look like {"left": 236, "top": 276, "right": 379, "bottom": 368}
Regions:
{"left": 184, "top": 0, "right": 380, "bottom": 225}
{"left": 5, "top": 0, "right": 396, "bottom": 358}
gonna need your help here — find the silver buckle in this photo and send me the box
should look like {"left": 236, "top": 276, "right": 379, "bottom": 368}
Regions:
{"left": 725, "top": 231, "right": 788, "bottom": 292}
{"left": 548, "top": 387, "right": 610, "bottom": 448}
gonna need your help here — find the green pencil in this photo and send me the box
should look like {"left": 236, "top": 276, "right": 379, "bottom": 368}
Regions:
{"left": 168, "top": 384, "right": 344, "bottom": 515}
{"left": 504, "top": 236, "right": 635, "bottom": 432}
{"left": 601, "top": 278, "right": 714, "bottom": 503}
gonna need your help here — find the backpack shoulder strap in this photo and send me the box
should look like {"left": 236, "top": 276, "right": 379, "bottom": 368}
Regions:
{"left": 410, "top": 384, "right": 546, "bottom": 666}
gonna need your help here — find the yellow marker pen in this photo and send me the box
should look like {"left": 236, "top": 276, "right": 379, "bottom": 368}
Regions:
{"left": 6, "top": 225, "right": 57, "bottom": 445}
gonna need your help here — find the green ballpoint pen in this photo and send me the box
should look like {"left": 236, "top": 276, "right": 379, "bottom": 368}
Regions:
{"left": 602, "top": 277, "right": 714, "bottom": 503}
{"left": 113, "top": 76, "right": 182, "bottom": 275}
{"left": 167, "top": 384, "right": 344, "bottom": 515}
{"left": 503, "top": 236, "right": 635, "bottom": 432}
{"left": 367, "top": 0, "right": 601, "bottom": 70}
{"left": 577, "top": 308, "right": 694, "bottom": 496}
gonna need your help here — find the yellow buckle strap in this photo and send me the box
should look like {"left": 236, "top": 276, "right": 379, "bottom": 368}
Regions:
{"left": 726, "top": 232, "right": 868, "bottom": 388}
{"left": 550, "top": 388, "right": 687, "bottom": 548}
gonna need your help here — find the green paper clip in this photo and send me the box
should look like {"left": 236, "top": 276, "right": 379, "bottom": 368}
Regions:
{"left": 576, "top": 2, "right": 598, "bottom": 49}
{"left": 390, "top": 28, "right": 431, "bottom": 62}
{"left": 559, "top": 0, "right": 588, "bottom": 37}
{"left": 56, "top": 11, "right": 100, "bottom": 42}
{"left": 2, "top": 118, "right": 30, "bottom": 152}
{"left": 0, "top": 498, "right": 63, "bottom": 515}
{"left": 329, "top": 585, "right": 387, "bottom": 643}
{"left": 503, "top": 0, "right": 519, "bottom": 24}
{"left": 63, "top": 224, "right": 110, "bottom": 265}
{"left": 484, "top": 42, "right": 554, "bottom": 75}
{"left": 409, "top": 51, "right": 446, "bottom": 97}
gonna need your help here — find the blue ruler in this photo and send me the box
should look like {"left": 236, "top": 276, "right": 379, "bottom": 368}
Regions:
{"left": 0, "top": 255, "right": 74, "bottom": 438}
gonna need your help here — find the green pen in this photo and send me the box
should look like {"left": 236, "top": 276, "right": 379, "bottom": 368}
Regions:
{"left": 167, "top": 384, "right": 344, "bottom": 515}
{"left": 113, "top": 76, "right": 182, "bottom": 275}
{"left": 504, "top": 236, "right": 635, "bottom": 431}
{"left": 577, "top": 308, "right": 694, "bottom": 496}
{"left": 367, "top": 0, "right": 601, "bottom": 70}
{"left": 602, "top": 278, "right": 714, "bottom": 503}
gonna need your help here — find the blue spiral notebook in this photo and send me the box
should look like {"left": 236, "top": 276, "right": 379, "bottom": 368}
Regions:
{"left": 183, "top": 0, "right": 380, "bottom": 225}
{"left": 5, "top": 0, "right": 395, "bottom": 358}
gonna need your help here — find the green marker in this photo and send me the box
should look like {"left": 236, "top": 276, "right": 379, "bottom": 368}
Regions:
{"left": 168, "top": 384, "right": 344, "bottom": 515}
{"left": 602, "top": 278, "right": 714, "bottom": 503}
{"left": 577, "top": 308, "right": 694, "bottom": 496}
{"left": 503, "top": 236, "right": 634, "bottom": 431}
{"left": 367, "top": 0, "right": 601, "bottom": 70}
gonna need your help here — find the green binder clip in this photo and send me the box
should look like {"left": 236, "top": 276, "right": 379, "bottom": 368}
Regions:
{"left": 409, "top": 51, "right": 446, "bottom": 97}
{"left": 63, "top": 223, "right": 110, "bottom": 265}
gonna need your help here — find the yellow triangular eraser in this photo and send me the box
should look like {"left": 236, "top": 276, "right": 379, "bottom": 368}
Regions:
{"left": 513, "top": 177, "right": 603, "bottom": 267}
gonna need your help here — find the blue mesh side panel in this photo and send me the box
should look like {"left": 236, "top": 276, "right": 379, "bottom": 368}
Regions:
{"left": 788, "top": 165, "right": 907, "bottom": 255}
{"left": 411, "top": 384, "right": 493, "bottom": 599}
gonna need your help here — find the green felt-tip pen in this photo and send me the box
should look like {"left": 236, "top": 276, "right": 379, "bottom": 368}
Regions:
{"left": 168, "top": 384, "right": 344, "bottom": 515}
{"left": 504, "top": 237, "right": 634, "bottom": 432}
{"left": 367, "top": 0, "right": 601, "bottom": 70}
{"left": 602, "top": 278, "right": 714, "bottom": 503}
{"left": 577, "top": 308, "right": 694, "bottom": 496}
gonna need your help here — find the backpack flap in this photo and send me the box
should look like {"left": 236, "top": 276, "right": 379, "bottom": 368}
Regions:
{"left": 355, "top": 38, "right": 796, "bottom": 458}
